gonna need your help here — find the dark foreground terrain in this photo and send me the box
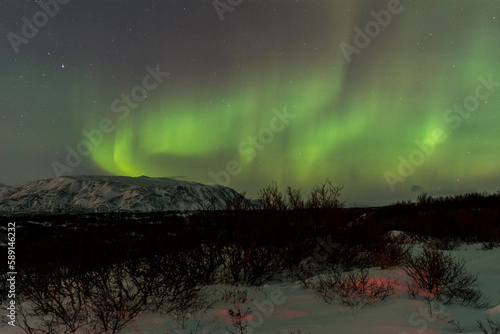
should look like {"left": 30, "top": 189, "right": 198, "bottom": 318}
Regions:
{"left": 1, "top": 191, "right": 499, "bottom": 333}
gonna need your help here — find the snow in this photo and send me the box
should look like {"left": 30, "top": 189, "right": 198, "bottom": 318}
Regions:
{"left": 3, "top": 245, "right": 498, "bottom": 333}
{"left": 0, "top": 175, "right": 242, "bottom": 214}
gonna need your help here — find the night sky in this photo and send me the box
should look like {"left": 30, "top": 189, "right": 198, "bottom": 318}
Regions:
{"left": 1, "top": 0, "right": 499, "bottom": 205}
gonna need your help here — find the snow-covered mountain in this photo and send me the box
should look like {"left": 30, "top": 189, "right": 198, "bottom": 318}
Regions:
{"left": 0, "top": 175, "right": 245, "bottom": 215}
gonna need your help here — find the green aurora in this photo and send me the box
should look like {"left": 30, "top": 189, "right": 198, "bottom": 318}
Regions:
{"left": 2, "top": 0, "right": 499, "bottom": 204}
{"left": 90, "top": 1, "right": 500, "bottom": 202}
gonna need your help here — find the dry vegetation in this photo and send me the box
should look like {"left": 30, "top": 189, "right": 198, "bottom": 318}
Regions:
{"left": 1, "top": 182, "right": 499, "bottom": 333}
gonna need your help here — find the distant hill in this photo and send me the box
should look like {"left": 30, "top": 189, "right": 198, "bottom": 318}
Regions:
{"left": 0, "top": 175, "right": 244, "bottom": 215}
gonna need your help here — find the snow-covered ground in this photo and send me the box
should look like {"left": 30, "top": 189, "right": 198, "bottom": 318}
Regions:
{"left": 4, "top": 244, "right": 499, "bottom": 334}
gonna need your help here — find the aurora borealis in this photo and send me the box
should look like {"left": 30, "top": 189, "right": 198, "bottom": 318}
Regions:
{"left": 1, "top": 0, "right": 499, "bottom": 205}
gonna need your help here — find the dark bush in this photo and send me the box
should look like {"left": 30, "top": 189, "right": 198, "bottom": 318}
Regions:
{"left": 403, "top": 246, "right": 490, "bottom": 308}
{"left": 15, "top": 262, "right": 152, "bottom": 334}
{"left": 13, "top": 254, "right": 209, "bottom": 334}
{"left": 375, "top": 236, "right": 411, "bottom": 270}
{"left": 316, "top": 266, "right": 395, "bottom": 307}
{"left": 220, "top": 243, "right": 288, "bottom": 285}
{"left": 477, "top": 316, "right": 500, "bottom": 334}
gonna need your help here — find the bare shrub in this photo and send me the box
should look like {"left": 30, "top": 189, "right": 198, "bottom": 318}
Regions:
{"left": 316, "top": 267, "right": 395, "bottom": 308}
{"left": 322, "top": 242, "right": 376, "bottom": 272}
{"left": 403, "top": 246, "right": 490, "bottom": 308}
{"left": 377, "top": 234, "right": 411, "bottom": 269}
{"left": 482, "top": 240, "right": 500, "bottom": 250}
{"left": 221, "top": 244, "right": 287, "bottom": 285}
{"left": 477, "top": 316, "right": 500, "bottom": 334}
{"left": 430, "top": 237, "right": 462, "bottom": 251}
{"left": 449, "top": 319, "right": 465, "bottom": 333}
{"left": 257, "top": 179, "right": 344, "bottom": 210}
{"left": 15, "top": 267, "right": 90, "bottom": 334}
{"left": 306, "top": 179, "right": 344, "bottom": 209}
{"left": 221, "top": 287, "right": 252, "bottom": 334}
{"left": 286, "top": 257, "right": 320, "bottom": 289}
{"left": 221, "top": 287, "right": 248, "bottom": 304}
{"left": 258, "top": 181, "right": 288, "bottom": 210}
{"left": 417, "top": 192, "right": 434, "bottom": 207}
{"left": 287, "top": 186, "right": 305, "bottom": 210}
{"left": 14, "top": 252, "right": 213, "bottom": 334}
{"left": 143, "top": 253, "right": 210, "bottom": 322}
{"left": 14, "top": 261, "right": 153, "bottom": 334}
{"left": 178, "top": 244, "right": 224, "bottom": 286}
{"left": 227, "top": 307, "right": 252, "bottom": 334}
{"left": 84, "top": 262, "right": 153, "bottom": 333}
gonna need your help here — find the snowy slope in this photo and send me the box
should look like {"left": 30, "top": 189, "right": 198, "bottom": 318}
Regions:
{"left": 106, "top": 245, "right": 500, "bottom": 334}
{"left": 0, "top": 175, "right": 244, "bottom": 214}
{"left": 4, "top": 244, "right": 498, "bottom": 334}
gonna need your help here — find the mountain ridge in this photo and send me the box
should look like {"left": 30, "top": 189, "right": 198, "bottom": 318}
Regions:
{"left": 0, "top": 175, "right": 244, "bottom": 215}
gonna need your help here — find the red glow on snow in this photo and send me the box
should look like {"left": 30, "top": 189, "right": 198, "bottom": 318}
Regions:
{"left": 410, "top": 270, "right": 441, "bottom": 298}
{"left": 213, "top": 307, "right": 308, "bottom": 324}
{"left": 367, "top": 276, "right": 391, "bottom": 286}
{"left": 277, "top": 308, "right": 308, "bottom": 319}
{"left": 214, "top": 309, "right": 257, "bottom": 325}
